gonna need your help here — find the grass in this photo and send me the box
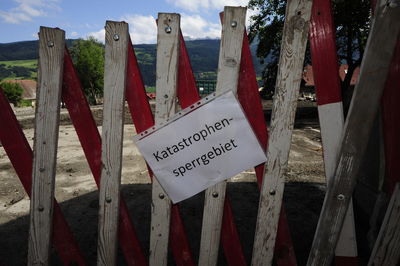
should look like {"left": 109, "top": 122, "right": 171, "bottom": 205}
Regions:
{"left": 0, "top": 59, "right": 37, "bottom": 69}
{"left": 0, "top": 59, "right": 37, "bottom": 80}
{"left": 146, "top": 87, "right": 156, "bottom": 93}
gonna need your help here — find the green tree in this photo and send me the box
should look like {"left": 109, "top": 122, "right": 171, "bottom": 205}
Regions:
{"left": 248, "top": 0, "right": 371, "bottom": 106}
{"left": 69, "top": 37, "right": 105, "bottom": 105}
{"left": 0, "top": 81, "right": 23, "bottom": 105}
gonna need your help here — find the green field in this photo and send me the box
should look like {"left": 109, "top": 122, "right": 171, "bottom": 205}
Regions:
{"left": 0, "top": 59, "right": 37, "bottom": 68}
{"left": 0, "top": 59, "right": 37, "bottom": 80}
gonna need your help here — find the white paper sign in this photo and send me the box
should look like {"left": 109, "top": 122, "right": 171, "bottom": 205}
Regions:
{"left": 134, "top": 91, "right": 266, "bottom": 203}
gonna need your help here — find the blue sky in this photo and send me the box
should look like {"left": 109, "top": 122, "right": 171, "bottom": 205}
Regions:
{"left": 0, "top": 0, "right": 255, "bottom": 44}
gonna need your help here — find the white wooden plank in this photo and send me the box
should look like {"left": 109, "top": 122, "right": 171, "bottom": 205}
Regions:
{"left": 318, "top": 102, "right": 358, "bottom": 257}
{"left": 28, "top": 27, "right": 65, "bottom": 266}
{"left": 307, "top": 1, "right": 400, "bottom": 264}
{"left": 97, "top": 21, "right": 129, "bottom": 266}
{"left": 198, "top": 6, "right": 247, "bottom": 266}
{"left": 368, "top": 183, "right": 400, "bottom": 266}
{"left": 149, "top": 13, "right": 180, "bottom": 266}
{"left": 251, "top": 0, "right": 313, "bottom": 265}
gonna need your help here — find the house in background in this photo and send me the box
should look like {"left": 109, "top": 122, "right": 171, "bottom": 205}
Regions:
{"left": 4, "top": 79, "right": 37, "bottom": 106}
{"left": 303, "top": 64, "right": 360, "bottom": 87}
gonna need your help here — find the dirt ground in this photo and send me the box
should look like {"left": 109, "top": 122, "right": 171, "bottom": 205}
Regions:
{"left": 0, "top": 104, "right": 327, "bottom": 265}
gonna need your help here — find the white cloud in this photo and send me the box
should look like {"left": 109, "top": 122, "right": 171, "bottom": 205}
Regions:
{"left": 166, "top": 0, "right": 249, "bottom": 13}
{"left": 181, "top": 14, "right": 221, "bottom": 39}
{"left": 0, "top": 0, "right": 61, "bottom": 24}
{"left": 69, "top": 31, "right": 78, "bottom": 38}
{"left": 121, "top": 14, "right": 157, "bottom": 44}
{"left": 86, "top": 28, "right": 105, "bottom": 42}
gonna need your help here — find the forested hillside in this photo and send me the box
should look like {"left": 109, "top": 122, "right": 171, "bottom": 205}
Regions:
{"left": 0, "top": 39, "right": 263, "bottom": 86}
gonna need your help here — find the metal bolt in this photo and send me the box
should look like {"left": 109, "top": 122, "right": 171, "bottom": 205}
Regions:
{"left": 47, "top": 41, "right": 54, "bottom": 47}
{"left": 105, "top": 197, "right": 112, "bottom": 203}
{"left": 38, "top": 206, "right": 44, "bottom": 212}
{"left": 39, "top": 167, "right": 45, "bottom": 172}
{"left": 337, "top": 194, "right": 345, "bottom": 200}
{"left": 113, "top": 34, "right": 120, "bottom": 41}
{"left": 269, "top": 189, "right": 276, "bottom": 195}
{"left": 159, "top": 193, "right": 165, "bottom": 199}
{"left": 231, "top": 21, "right": 238, "bottom": 28}
{"left": 165, "top": 26, "right": 172, "bottom": 34}
{"left": 164, "top": 94, "right": 169, "bottom": 99}
{"left": 212, "top": 192, "right": 219, "bottom": 198}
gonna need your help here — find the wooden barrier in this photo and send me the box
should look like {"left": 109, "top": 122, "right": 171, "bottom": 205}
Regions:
{"left": 307, "top": 0, "right": 400, "bottom": 264}
{"left": 0, "top": 3, "right": 399, "bottom": 265}
{"left": 309, "top": 0, "right": 358, "bottom": 263}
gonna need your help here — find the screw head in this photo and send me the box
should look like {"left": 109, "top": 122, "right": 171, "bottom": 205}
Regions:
{"left": 212, "top": 192, "right": 219, "bottom": 198}
{"left": 39, "top": 167, "right": 45, "bottom": 172}
{"left": 337, "top": 194, "right": 345, "bottom": 200}
{"left": 164, "top": 94, "right": 169, "bottom": 99}
{"left": 269, "top": 189, "right": 276, "bottom": 195}
{"left": 47, "top": 41, "right": 54, "bottom": 47}
{"left": 105, "top": 197, "right": 112, "bottom": 203}
{"left": 38, "top": 206, "right": 44, "bottom": 212}
{"left": 159, "top": 193, "right": 165, "bottom": 199}
{"left": 231, "top": 21, "right": 238, "bottom": 28}
{"left": 113, "top": 34, "right": 120, "bottom": 41}
{"left": 165, "top": 26, "right": 172, "bottom": 34}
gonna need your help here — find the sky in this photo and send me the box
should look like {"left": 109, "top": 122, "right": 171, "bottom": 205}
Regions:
{"left": 0, "top": 0, "right": 256, "bottom": 44}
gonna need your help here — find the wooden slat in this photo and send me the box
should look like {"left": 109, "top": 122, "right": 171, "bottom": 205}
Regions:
{"left": 198, "top": 6, "right": 247, "bottom": 266}
{"left": 63, "top": 47, "right": 147, "bottom": 266}
{"left": 251, "top": 0, "right": 313, "bottom": 265}
{"left": 0, "top": 87, "right": 87, "bottom": 265}
{"left": 307, "top": 1, "right": 400, "bottom": 264}
{"left": 27, "top": 27, "right": 65, "bottom": 265}
{"left": 309, "top": 0, "right": 358, "bottom": 259}
{"left": 149, "top": 13, "right": 180, "bottom": 266}
{"left": 97, "top": 21, "right": 129, "bottom": 266}
{"left": 368, "top": 183, "right": 400, "bottom": 266}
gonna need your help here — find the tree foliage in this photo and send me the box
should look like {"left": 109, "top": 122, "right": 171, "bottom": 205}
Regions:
{"left": 248, "top": 0, "right": 371, "bottom": 101}
{"left": 0, "top": 81, "right": 23, "bottom": 105}
{"left": 69, "top": 37, "right": 104, "bottom": 105}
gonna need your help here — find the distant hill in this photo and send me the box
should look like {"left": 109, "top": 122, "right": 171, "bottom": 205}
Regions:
{"left": 0, "top": 39, "right": 264, "bottom": 86}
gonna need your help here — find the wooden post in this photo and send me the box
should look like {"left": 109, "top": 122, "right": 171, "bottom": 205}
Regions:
{"left": 198, "top": 6, "right": 246, "bottom": 266}
{"left": 149, "top": 13, "right": 180, "bottom": 266}
{"left": 0, "top": 87, "right": 86, "bottom": 265}
{"left": 251, "top": 0, "right": 313, "bottom": 265}
{"left": 63, "top": 47, "right": 147, "bottom": 265}
{"left": 368, "top": 183, "right": 400, "bottom": 266}
{"left": 97, "top": 21, "right": 129, "bottom": 266}
{"left": 309, "top": 0, "right": 358, "bottom": 262}
{"left": 307, "top": 1, "right": 400, "bottom": 264}
{"left": 28, "top": 26, "right": 65, "bottom": 265}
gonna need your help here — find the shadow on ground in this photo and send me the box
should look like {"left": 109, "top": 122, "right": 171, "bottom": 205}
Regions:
{"left": 0, "top": 182, "right": 325, "bottom": 265}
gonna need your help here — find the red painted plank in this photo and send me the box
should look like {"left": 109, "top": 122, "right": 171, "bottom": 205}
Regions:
{"left": 125, "top": 38, "right": 195, "bottom": 266}
{"left": 238, "top": 30, "right": 297, "bottom": 266}
{"left": 177, "top": 30, "right": 201, "bottom": 108}
{"left": 62, "top": 48, "right": 147, "bottom": 266}
{"left": 0, "top": 87, "right": 87, "bottom": 265}
{"left": 219, "top": 11, "right": 297, "bottom": 265}
{"left": 382, "top": 36, "right": 400, "bottom": 195}
{"left": 309, "top": 0, "right": 342, "bottom": 106}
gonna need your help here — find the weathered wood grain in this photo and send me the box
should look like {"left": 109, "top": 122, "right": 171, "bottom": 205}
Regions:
{"left": 149, "top": 13, "right": 180, "bottom": 266}
{"left": 198, "top": 6, "right": 246, "bottom": 266}
{"left": 307, "top": 1, "right": 400, "bottom": 264}
{"left": 309, "top": 0, "right": 358, "bottom": 257}
{"left": 368, "top": 183, "right": 400, "bottom": 266}
{"left": 251, "top": 0, "right": 313, "bottom": 265}
{"left": 28, "top": 27, "right": 65, "bottom": 266}
{"left": 97, "top": 21, "right": 129, "bottom": 266}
